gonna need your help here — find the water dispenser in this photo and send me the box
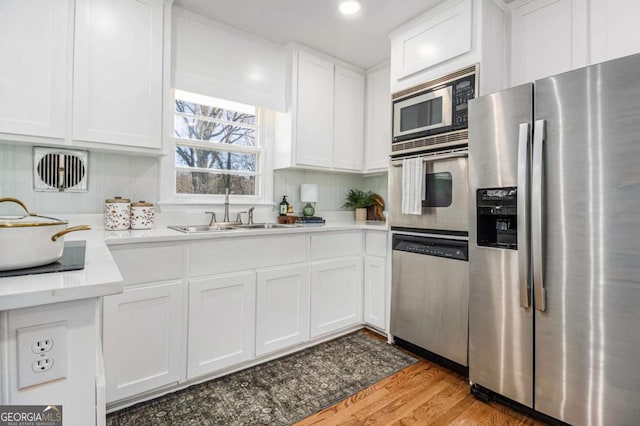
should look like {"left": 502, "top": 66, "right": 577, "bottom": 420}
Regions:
{"left": 476, "top": 187, "right": 517, "bottom": 250}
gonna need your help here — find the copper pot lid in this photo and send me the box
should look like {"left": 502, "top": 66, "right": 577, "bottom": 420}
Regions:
{"left": 0, "top": 197, "right": 68, "bottom": 228}
{"left": 131, "top": 200, "right": 153, "bottom": 207}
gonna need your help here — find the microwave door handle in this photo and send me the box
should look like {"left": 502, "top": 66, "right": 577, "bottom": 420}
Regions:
{"left": 532, "top": 119, "right": 546, "bottom": 312}
{"left": 517, "top": 123, "right": 531, "bottom": 308}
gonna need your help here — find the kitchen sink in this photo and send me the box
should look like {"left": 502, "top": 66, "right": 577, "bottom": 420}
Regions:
{"left": 168, "top": 224, "right": 240, "bottom": 233}
{"left": 168, "top": 222, "right": 299, "bottom": 233}
{"left": 232, "top": 223, "right": 299, "bottom": 229}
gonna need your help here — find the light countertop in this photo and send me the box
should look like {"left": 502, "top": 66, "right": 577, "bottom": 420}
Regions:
{"left": 0, "top": 220, "right": 388, "bottom": 311}
{"left": 0, "top": 237, "right": 123, "bottom": 311}
{"left": 102, "top": 221, "right": 389, "bottom": 246}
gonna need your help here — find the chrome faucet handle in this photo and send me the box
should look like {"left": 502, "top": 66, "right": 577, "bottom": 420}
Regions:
{"left": 235, "top": 211, "right": 248, "bottom": 224}
{"left": 248, "top": 206, "right": 255, "bottom": 225}
{"left": 205, "top": 211, "right": 217, "bottom": 225}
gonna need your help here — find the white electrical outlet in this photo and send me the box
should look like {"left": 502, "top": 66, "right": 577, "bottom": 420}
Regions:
{"left": 17, "top": 321, "right": 67, "bottom": 389}
{"left": 32, "top": 357, "right": 54, "bottom": 372}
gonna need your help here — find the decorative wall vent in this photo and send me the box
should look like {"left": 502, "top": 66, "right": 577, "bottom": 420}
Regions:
{"left": 33, "top": 147, "right": 89, "bottom": 192}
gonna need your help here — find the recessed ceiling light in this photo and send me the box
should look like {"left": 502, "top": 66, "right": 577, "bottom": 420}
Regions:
{"left": 339, "top": 1, "right": 361, "bottom": 15}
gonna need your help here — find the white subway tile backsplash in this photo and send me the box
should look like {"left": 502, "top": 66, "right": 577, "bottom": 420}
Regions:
{"left": 0, "top": 144, "right": 159, "bottom": 214}
{"left": 273, "top": 169, "right": 388, "bottom": 214}
{"left": 0, "top": 143, "right": 388, "bottom": 216}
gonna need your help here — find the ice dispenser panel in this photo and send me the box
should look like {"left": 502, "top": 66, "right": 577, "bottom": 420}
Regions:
{"left": 476, "top": 187, "right": 517, "bottom": 250}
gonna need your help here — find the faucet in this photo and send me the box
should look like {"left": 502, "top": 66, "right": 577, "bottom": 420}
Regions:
{"left": 205, "top": 211, "right": 217, "bottom": 225}
{"left": 223, "top": 187, "right": 230, "bottom": 222}
{"left": 235, "top": 206, "right": 255, "bottom": 225}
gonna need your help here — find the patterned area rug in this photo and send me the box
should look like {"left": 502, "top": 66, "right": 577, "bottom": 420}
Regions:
{"left": 107, "top": 331, "right": 417, "bottom": 425}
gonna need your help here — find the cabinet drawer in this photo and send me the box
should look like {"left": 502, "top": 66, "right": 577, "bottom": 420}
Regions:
{"left": 190, "top": 234, "right": 308, "bottom": 277}
{"left": 365, "top": 231, "right": 388, "bottom": 257}
{"left": 109, "top": 243, "right": 184, "bottom": 285}
{"left": 311, "top": 231, "right": 362, "bottom": 260}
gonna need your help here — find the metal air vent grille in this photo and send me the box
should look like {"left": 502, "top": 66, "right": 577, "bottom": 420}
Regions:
{"left": 392, "top": 64, "right": 478, "bottom": 100}
{"left": 33, "top": 147, "right": 89, "bottom": 192}
{"left": 391, "top": 130, "right": 468, "bottom": 156}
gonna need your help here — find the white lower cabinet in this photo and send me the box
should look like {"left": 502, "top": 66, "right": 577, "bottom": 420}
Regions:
{"left": 363, "top": 256, "right": 386, "bottom": 330}
{"left": 104, "top": 230, "right": 391, "bottom": 406}
{"left": 255, "top": 264, "right": 309, "bottom": 356}
{"left": 103, "top": 281, "right": 184, "bottom": 403}
{"left": 187, "top": 272, "right": 255, "bottom": 379}
{"left": 310, "top": 257, "right": 363, "bottom": 338}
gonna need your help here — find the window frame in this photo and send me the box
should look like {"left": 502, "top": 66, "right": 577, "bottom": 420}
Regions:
{"left": 159, "top": 90, "right": 274, "bottom": 208}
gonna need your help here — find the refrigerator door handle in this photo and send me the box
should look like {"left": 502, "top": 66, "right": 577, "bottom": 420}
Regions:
{"left": 517, "top": 123, "right": 531, "bottom": 308}
{"left": 532, "top": 119, "right": 546, "bottom": 312}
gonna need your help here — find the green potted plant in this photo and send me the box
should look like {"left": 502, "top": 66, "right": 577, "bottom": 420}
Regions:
{"left": 342, "top": 189, "right": 375, "bottom": 222}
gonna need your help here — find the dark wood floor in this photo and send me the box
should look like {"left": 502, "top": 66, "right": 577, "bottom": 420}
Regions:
{"left": 295, "top": 331, "right": 546, "bottom": 426}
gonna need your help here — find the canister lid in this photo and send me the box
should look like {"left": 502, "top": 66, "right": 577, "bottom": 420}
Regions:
{"left": 105, "top": 196, "right": 131, "bottom": 203}
{"left": 131, "top": 201, "right": 153, "bottom": 207}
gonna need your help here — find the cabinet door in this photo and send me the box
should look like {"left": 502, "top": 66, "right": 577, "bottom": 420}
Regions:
{"left": 187, "top": 272, "right": 255, "bottom": 379}
{"left": 590, "top": 0, "right": 640, "bottom": 64}
{"left": 295, "top": 51, "right": 334, "bottom": 168}
{"left": 390, "top": 0, "right": 472, "bottom": 83}
{"left": 103, "top": 281, "right": 183, "bottom": 402}
{"left": 0, "top": 0, "right": 67, "bottom": 139}
{"left": 73, "top": 0, "right": 163, "bottom": 148}
{"left": 510, "top": 0, "right": 587, "bottom": 86}
{"left": 255, "top": 264, "right": 309, "bottom": 356}
{"left": 333, "top": 66, "right": 365, "bottom": 170}
{"left": 364, "top": 256, "right": 386, "bottom": 330}
{"left": 310, "top": 257, "right": 363, "bottom": 338}
{"left": 364, "top": 65, "right": 391, "bottom": 172}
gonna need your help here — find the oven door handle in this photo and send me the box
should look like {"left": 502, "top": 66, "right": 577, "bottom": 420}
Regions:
{"left": 391, "top": 150, "right": 468, "bottom": 167}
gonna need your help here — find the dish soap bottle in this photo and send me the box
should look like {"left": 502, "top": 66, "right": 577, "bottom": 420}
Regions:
{"left": 279, "top": 196, "right": 289, "bottom": 216}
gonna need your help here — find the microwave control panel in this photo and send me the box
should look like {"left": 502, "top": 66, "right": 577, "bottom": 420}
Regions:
{"left": 453, "top": 74, "right": 476, "bottom": 129}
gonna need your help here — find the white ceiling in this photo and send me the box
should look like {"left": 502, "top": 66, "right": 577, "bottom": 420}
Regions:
{"left": 173, "top": 0, "right": 445, "bottom": 69}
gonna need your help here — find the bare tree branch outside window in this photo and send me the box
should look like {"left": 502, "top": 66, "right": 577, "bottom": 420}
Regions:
{"left": 173, "top": 94, "right": 259, "bottom": 196}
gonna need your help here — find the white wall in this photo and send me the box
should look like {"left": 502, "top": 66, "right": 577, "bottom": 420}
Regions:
{"left": 0, "top": 144, "right": 159, "bottom": 214}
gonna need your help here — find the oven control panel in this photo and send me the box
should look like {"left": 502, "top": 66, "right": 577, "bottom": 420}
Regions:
{"left": 453, "top": 74, "right": 476, "bottom": 129}
{"left": 393, "top": 235, "right": 468, "bottom": 261}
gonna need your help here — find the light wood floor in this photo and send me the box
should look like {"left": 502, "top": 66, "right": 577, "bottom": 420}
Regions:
{"left": 295, "top": 331, "right": 547, "bottom": 426}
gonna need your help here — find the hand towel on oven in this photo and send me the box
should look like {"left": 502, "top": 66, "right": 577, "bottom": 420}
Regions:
{"left": 401, "top": 157, "right": 424, "bottom": 215}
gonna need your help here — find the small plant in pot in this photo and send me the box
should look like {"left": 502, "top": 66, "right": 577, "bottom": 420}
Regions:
{"left": 342, "top": 189, "right": 375, "bottom": 222}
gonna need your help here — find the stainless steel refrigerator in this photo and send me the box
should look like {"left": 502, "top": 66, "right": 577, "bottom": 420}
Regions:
{"left": 468, "top": 53, "right": 640, "bottom": 425}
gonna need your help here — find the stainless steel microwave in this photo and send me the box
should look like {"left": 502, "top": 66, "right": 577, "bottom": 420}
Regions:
{"left": 392, "top": 65, "right": 476, "bottom": 156}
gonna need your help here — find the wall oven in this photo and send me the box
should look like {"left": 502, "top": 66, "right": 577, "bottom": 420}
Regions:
{"left": 392, "top": 65, "right": 476, "bottom": 157}
{"left": 388, "top": 148, "right": 469, "bottom": 234}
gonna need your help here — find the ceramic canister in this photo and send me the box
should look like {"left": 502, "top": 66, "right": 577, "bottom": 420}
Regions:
{"left": 105, "top": 196, "right": 131, "bottom": 230}
{"left": 130, "top": 201, "right": 154, "bottom": 230}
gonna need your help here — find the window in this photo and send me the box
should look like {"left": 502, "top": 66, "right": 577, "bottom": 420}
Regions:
{"left": 173, "top": 90, "right": 262, "bottom": 197}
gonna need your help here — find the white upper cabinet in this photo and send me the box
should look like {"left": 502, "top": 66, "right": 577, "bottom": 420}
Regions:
{"left": 275, "top": 47, "right": 365, "bottom": 172}
{"left": 391, "top": 0, "right": 471, "bottom": 82}
{"left": 508, "top": 0, "right": 640, "bottom": 85}
{"left": 510, "top": 0, "right": 587, "bottom": 86}
{"left": 295, "top": 51, "right": 335, "bottom": 168}
{"left": 364, "top": 64, "right": 391, "bottom": 172}
{"left": 389, "top": 0, "right": 507, "bottom": 96}
{"left": 73, "top": 0, "right": 164, "bottom": 149}
{"left": 590, "top": 0, "right": 640, "bottom": 64}
{"left": 0, "top": 0, "right": 68, "bottom": 140}
{"left": 333, "top": 66, "right": 365, "bottom": 171}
